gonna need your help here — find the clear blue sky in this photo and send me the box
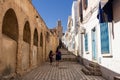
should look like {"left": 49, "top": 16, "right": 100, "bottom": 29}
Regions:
{"left": 32, "top": 0, "right": 73, "bottom": 32}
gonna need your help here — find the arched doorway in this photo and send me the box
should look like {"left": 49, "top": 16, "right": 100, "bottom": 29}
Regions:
{"left": 22, "top": 21, "right": 31, "bottom": 71}
{"left": 40, "top": 33, "right": 43, "bottom": 61}
{"left": 33, "top": 28, "right": 38, "bottom": 66}
{"left": 2, "top": 8, "right": 18, "bottom": 75}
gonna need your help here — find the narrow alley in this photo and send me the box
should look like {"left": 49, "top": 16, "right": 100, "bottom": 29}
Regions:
{"left": 22, "top": 48, "right": 106, "bottom": 80}
{"left": 1, "top": 0, "right": 120, "bottom": 80}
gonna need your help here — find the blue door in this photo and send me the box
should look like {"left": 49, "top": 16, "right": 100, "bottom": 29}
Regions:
{"left": 92, "top": 28, "right": 97, "bottom": 60}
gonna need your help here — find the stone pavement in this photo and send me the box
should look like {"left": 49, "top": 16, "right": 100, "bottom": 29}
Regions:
{"left": 22, "top": 62, "right": 106, "bottom": 80}
{"left": 22, "top": 48, "right": 106, "bottom": 80}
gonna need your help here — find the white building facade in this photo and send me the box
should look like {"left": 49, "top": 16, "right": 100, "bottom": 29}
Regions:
{"left": 70, "top": 1, "right": 79, "bottom": 55}
{"left": 63, "top": 0, "right": 120, "bottom": 79}
{"left": 77, "top": 0, "right": 120, "bottom": 80}
{"left": 62, "top": 1, "right": 79, "bottom": 55}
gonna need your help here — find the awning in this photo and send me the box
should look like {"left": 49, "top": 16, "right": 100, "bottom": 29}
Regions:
{"left": 103, "top": 0, "right": 113, "bottom": 22}
{"left": 97, "top": 0, "right": 113, "bottom": 23}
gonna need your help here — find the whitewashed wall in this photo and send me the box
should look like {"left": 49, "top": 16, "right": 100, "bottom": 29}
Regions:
{"left": 82, "top": 9, "right": 99, "bottom": 61}
{"left": 80, "top": 0, "right": 120, "bottom": 80}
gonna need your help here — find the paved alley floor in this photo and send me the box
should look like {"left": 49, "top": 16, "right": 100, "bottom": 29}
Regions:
{"left": 22, "top": 61, "right": 106, "bottom": 80}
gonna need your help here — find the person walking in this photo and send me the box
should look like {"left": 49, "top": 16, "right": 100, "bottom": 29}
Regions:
{"left": 49, "top": 50, "right": 53, "bottom": 65}
{"left": 55, "top": 48, "right": 61, "bottom": 66}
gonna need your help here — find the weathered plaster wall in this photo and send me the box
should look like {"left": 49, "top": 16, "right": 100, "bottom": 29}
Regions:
{"left": 0, "top": 0, "right": 59, "bottom": 76}
{"left": 2, "top": 35, "right": 17, "bottom": 74}
{"left": 22, "top": 41, "right": 30, "bottom": 71}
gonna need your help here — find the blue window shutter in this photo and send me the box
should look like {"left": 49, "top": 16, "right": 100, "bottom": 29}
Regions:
{"left": 85, "top": 34, "right": 88, "bottom": 51}
{"left": 100, "top": 23, "right": 110, "bottom": 53}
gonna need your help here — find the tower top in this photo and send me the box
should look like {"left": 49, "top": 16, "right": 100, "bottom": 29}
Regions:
{"left": 57, "top": 20, "right": 61, "bottom": 26}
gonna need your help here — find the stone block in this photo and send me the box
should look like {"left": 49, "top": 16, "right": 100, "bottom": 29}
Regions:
{"left": 81, "top": 67, "right": 91, "bottom": 75}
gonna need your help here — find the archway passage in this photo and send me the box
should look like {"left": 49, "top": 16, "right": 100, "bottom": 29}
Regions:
{"left": 33, "top": 29, "right": 38, "bottom": 66}
{"left": 22, "top": 21, "right": 31, "bottom": 71}
{"left": 2, "top": 8, "right": 18, "bottom": 75}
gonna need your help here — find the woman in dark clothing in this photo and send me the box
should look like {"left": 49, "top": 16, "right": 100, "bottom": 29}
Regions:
{"left": 56, "top": 48, "right": 61, "bottom": 66}
{"left": 49, "top": 50, "right": 53, "bottom": 65}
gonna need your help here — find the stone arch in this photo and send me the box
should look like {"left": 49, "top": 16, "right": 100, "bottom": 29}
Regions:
{"left": 2, "top": 8, "right": 18, "bottom": 41}
{"left": 33, "top": 28, "right": 38, "bottom": 66}
{"left": 22, "top": 21, "right": 31, "bottom": 70}
{"left": 23, "top": 21, "right": 31, "bottom": 44}
{"left": 34, "top": 28, "right": 38, "bottom": 46}
{"left": 40, "top": 32, "right": 43, "bottom": 47}
{"left": 2, "top": 8, "right": 18, "bottom": 74}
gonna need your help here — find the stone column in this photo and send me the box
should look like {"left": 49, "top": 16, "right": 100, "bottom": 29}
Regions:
{"left": 42, "top": 31, "right": 46, "bottom": 62}
{"left": 29, "top": 36, "right": 33, "bottom": 69}
{"left": 37, "top": 35, "right": 41, "bottom": 65}
{"left": 16, "top": 34, "right": 23, "bottom": 75}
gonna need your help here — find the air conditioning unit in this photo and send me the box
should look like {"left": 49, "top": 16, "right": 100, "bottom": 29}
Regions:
{"left": 80, "top": 27, "right": 86, "bottom": 34}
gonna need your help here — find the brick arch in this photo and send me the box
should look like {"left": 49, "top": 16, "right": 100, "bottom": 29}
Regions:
{"left": 2, "top": 8, "right": 18, "bottom": 74}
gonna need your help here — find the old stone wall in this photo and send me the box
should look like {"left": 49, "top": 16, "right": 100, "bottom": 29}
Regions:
{"left": 2, "top": 34, "right": 17, "bottom": 75}
{"left": 0, "top": 0, "right": 59, "bottom": 76}
{"left": 22, "top": 41, "right": 30, "bottom": 71}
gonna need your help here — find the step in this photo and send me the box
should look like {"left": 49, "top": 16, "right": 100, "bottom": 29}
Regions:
{"left": 93, "top": 71, "right": 102, "bottom": 76}
{"left": 86, "top": 65, "right": 101, "bottom": 72}
{"left": 85, "top": 65, "right": 94, "bottom": 75}
{"left": 62, "top": 58, "right": 77, "bottom": 62}
{"left": 89, "top": 62, "right": 99, "bottom": 68}
{"left": 81, "top": 67, "right": 92, "bottom": 75}
{"left": 83, "top": 63, "right": 102, "bottom": 76}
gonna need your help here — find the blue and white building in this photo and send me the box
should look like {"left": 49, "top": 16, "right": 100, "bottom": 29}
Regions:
{"left": 77, "top": 0, "right": 120, "bottom": 80}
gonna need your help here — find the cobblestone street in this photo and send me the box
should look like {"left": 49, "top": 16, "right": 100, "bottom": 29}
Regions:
{"left": 22, "top": 62, "right": 106, "bottom": 80}
{"left": 22, "top": 49, "right": 106, "bottom": 80}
